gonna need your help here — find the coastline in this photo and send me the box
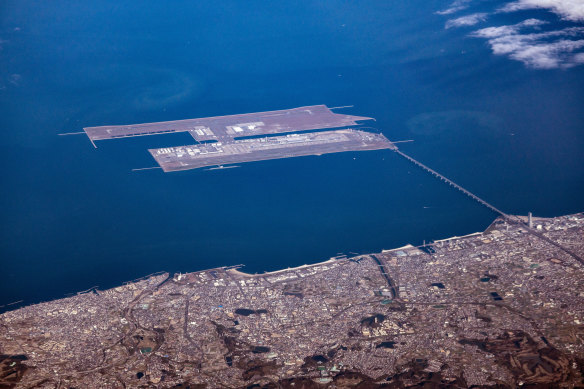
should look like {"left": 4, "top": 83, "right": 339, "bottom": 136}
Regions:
{"left": 226, "top": 258, "right": 339, "bottom": 278}
{"left": 0, "top": 214, "right": 542, "bottom": 314}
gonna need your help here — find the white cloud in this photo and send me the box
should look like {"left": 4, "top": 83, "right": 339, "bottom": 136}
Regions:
{"left": 437, "top": 0, "right": 472, "bottom": 15}
{"left": 437, "top": 0, "right": 584, "bottom": 69}
{"left": 510, "top": 39, "right": 584, "bottom": 68}
{"left": 471, "top": 20, "right": 584, "bottom": 68}
{"left": 500, "top": 0, "right": 584, "bottom": 22}
{"left": 573, "top": 52, "right": 584, "bottom": 63}
{"left": 446, "top": 13, "right": 488, "bottom": 29}
{"left": 471, "top": 19, "right": 547, "bottom": 38}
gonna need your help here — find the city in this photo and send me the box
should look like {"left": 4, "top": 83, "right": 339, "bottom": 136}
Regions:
{"left": 1, "top": 213, "right": 583, "bottom": 387}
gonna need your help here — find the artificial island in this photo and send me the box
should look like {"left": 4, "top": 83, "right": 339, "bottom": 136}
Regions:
{"left": 82, "top": 105, "right": 395, "bottom": 172}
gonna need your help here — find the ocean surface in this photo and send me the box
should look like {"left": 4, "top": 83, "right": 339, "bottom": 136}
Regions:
{"left": 1, "top": 1, "right": 583, "bottom": 309}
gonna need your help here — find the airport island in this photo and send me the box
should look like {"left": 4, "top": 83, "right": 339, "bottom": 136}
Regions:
{"left": 1, "top": 212, "right": 584, "bottom": 388}
{"left": 81, "top": 105, "right": 395, "bottom": 171}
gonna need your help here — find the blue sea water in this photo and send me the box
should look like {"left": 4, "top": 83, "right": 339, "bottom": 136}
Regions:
{"left": 0, "top": 1, "right": 583, "bottom": 308}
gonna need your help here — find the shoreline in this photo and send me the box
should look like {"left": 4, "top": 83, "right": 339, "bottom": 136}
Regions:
{"left": 226, "top": 258, "right": 339, "bottom": 278}
{"left": 1, "top": 214, "right": 547, "bottom": 314}
{"left": 228, "top": 241, "right": 434, "bottom": 278}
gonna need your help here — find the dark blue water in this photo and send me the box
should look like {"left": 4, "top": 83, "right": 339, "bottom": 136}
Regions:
{"left": 1, "top": 1, "right": 583, "bottom": 308}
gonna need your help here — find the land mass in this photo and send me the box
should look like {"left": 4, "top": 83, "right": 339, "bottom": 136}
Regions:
{"left": 1, "top": 213, "right": 584, "bottom": 388}
{"left": 150, "top": 129, "right": 393, "bottom": 172}
{"left": 82, "top": 105, "right": 394, "bottom": 172}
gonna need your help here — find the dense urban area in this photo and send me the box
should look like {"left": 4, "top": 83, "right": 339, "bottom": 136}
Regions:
{"left": 1, "top": 213, "right": 584, "bottom": 388}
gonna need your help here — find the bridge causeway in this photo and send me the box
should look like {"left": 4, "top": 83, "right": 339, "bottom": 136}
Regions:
{"left": 394, "top": 149, "right": 508, "bottom": 217}
{"left": 393, "top": 148, "right": 584, "bottom": 266}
